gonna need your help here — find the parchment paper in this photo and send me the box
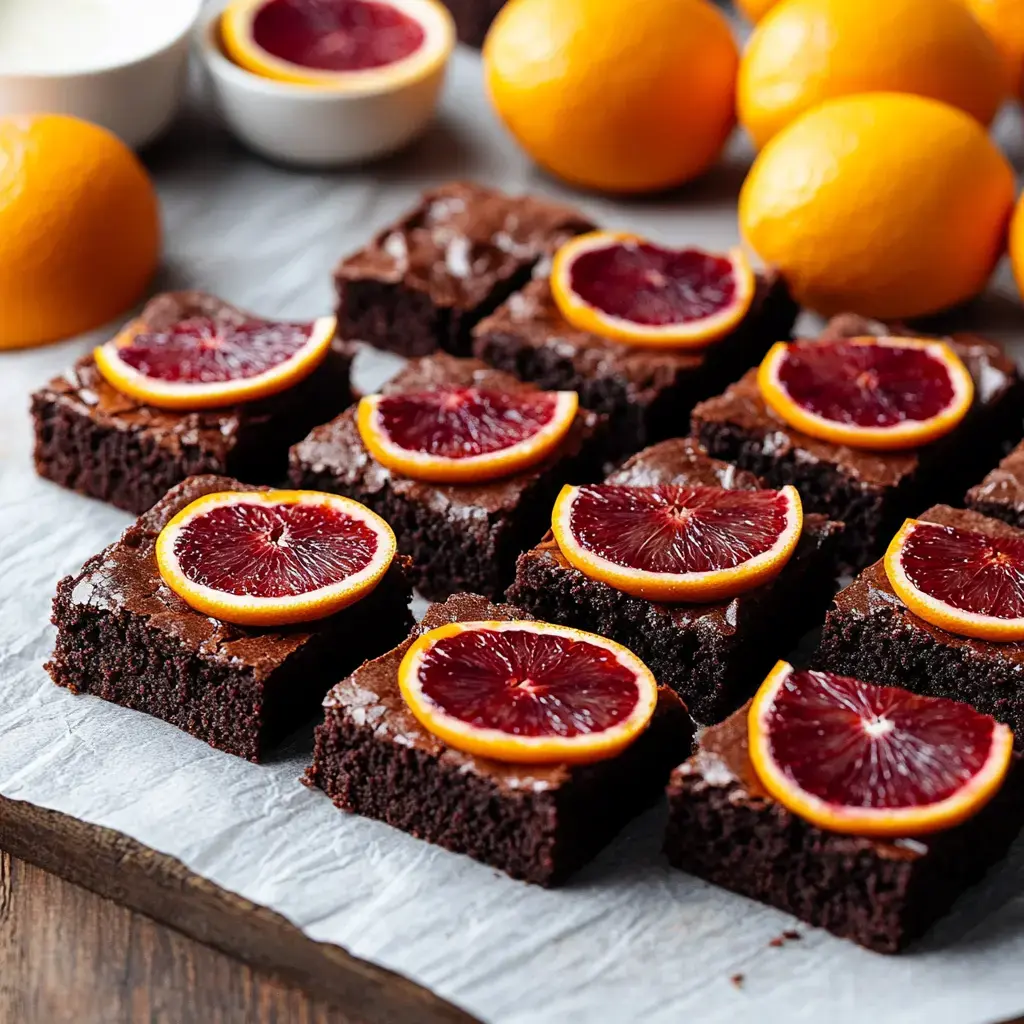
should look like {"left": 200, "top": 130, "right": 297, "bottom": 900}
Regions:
{"left": 2, "top": 44, "right": 1024, "bottom": 1024}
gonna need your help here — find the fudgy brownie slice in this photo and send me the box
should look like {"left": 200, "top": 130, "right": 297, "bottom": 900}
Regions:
{"left": 691, "top": 314, "right": 1023, "bottom": 571}
{"left": 473, "top": 268, "right": 797, "bottom": 455}
{"left": 289, "top": 353, "right": 604, "bottom": 600}
{"left": 305, "top": 593, "right": 694, "bottom": 885}
{"left": 440, "top": 0, "right": 506, "bottom": 46}
{"left": 664, "top": 703, "right": 1024, "bottom": 953}
{"left": 506, "top": 438, "right": 843, "bottom": 722}
{"left": 47, "top": 475, "right": 413, "bottom": 762}
{"left": 333, "top": 182, "right": 594, "bottom": 358}
{"left": 32, "top": 292, "right": 354, "bottom": 516}
{"left": 966, "top": 440, "right": 1024, "bottom": 528}
{"left": 817, "top": 504, "right": 1024, "bottom": 743}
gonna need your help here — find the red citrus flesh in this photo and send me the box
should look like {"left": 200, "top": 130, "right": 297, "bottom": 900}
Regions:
{"left": 567, "top": 242, "right": 740, "bottom": 327}
{"left": 565, "top": 484, "right": 793, "bottom": 573}
{"left": 115, "top": 316, "right": 319, "bottom": 384}
{"left": 761, "top": 668, "right": 1000, "bottom": 810}
{"left": 372, "top": 387, "right": 561, "bottom": 459}
{"left": 774, "top": 339, "right": 956, "bottom": 428}
{"left": 169, "top": 500, "right": 380, "bottom": 599}
{"left": 414, "top": 627, "right": 642, "bottom": 738}
{"left": 894, "top": 522, "right": 1024, "bottom": 619}
{"left": 250, "top": 0, "right": 425, "bottom": 71}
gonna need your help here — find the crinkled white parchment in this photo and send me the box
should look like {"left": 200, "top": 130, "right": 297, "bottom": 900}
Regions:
{"left": 2, "top": 46, "right": 1024, "bottom": 1024}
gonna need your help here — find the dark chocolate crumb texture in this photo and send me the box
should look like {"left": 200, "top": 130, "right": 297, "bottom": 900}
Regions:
{"left": 47, "top": 475, "right": 413, "bottom": 763}
{"left": 817, "top": 504, "right": 1024, "bottom": 743}
{"left": 664, "top": 703, "right": 1024, "bottom": 953}
{"left": 333, "top": 181, "right": 594, "bottom": 358}
{"left": 289, "top": 353, "right": 605, "bottom": 601}
{"left": 691, "top": 313, "right": 1024, "bottom": 572}
{"left": 32, "top": 291, "right": 354, "bottom": 516}
{"left": 507, "top": 438, "right": 843, "bottom": 723}
{"left": 305, "top": 593, "right": 694, "bottom": 886}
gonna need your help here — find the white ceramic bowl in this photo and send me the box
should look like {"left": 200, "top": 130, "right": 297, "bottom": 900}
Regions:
{"left": 0, "top": 1, "right": 202, "bottom": 149}
{"left": 199, "top": 1, "right": 454, "bottom": 168}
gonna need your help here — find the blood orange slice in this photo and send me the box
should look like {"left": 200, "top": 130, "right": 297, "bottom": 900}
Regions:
{"left": 551, "top": 483, "right": 803, "bottom": 601}
{"left": 155, "top": 490, "right": 396, "bottom": 626}
{"left": 357, "top": 387, "right": 579, "bottom": 483}
{"left": 885, "top": 518, "right": 1024, "bottom": 641}
{"left": 748, "top": 661, "right": 1014, "bottom": 836}
{"left": 221, "top": 0, "right": 454, "bottom": 90}
{"left": 94, "top": 313, "right": 336, "bottom": 411}
{"left": 549, "top": 231, "right": 756, "bottom": 349}
{"left": 398, "top": 620, "right": 658, "bottom": 764}
{"left": 757, "top": 336, "right": 974, "bottom": 450}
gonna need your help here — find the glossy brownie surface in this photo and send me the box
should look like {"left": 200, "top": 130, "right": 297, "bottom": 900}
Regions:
{"left": 335, "top": 182, "right": 594, "bottom": 312}
{"left": 966, "top": 440, "right": 1024, "bottom": 528}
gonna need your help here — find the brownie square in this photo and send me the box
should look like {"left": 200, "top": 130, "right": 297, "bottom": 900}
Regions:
{"left": 664, "top": 703, "right": 1024, "bottom": 953}
{"left": 31, "top": 292, "right": 354, "bottom": 516}
{"left": 473, "top": 269, "right": 798, "bottom": 455}
{"left": 305, "top": 593, "right": 694, "bottom": 885}
{"left": 506, "top": 438, "right": 843, "bottom": 723}
{"left": 966, "top": 439, "right": 1024, "bottom": 528}
{"left": 691, "top": 313, "right": 1024, "bottom": 571}
{"left": 289, "top": 353, "right": 604, "bottom": 601}
{"left": 440, "top": 0, "right": 506, "bottom": 46}
{"left": 47, "top": 475, "right": 414, "bottom": 762}
{"left": 817, "top": 504, "right": 1024, "bottom": 742}
{"left": 333, "top": 182, "right": 594, "bottom": 358}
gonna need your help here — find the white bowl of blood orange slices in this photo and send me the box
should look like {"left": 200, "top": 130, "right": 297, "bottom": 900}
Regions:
{"left": 200, "top": 0, "right": 455, "bottom": 167}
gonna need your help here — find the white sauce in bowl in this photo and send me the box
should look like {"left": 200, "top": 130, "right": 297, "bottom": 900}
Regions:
{"left": 0, "top": 0, "right": 200, "bottom": 74}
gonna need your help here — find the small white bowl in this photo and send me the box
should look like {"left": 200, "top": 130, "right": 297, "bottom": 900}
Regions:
{"left": 0, "top": 0, "right": 202, "bottom": 149}
{"left": 199, "top": 1, "right": 454, "bottom": 168}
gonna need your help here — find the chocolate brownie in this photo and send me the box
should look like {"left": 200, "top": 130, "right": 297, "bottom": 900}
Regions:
{"left": 691, "top": 314, "right": 1024, "bottom": 571}
{"left": 817, "top": 504, "right": 1024, "bottom": 743}
{"left": 966, "top": 440, "right": 1024, "bottom": 528}
{"left": 506, "top": 439, "right": 843, "bottom": 723}
{"left": 333, "top": 182, "right": 594, "bottom": 358}
{"left": 305, "top": 593, "right": 694, "bottom": 885}
{"left": 664, "top": 703, "right": 1024, "bottom": 953}
{"left": 32, "top": 292, "right": 354, "bottom": 516}
{"left": 47, "top": 475, "right": 413, "bottom": 762}
{"left": 440, "top": 0, "right": 506, "bottom": 46}
{"left": 289, "top": 353, "right": 604, "bottom": 600}
{"left": 473, "top": 268, "right": 798, "bottom": 455}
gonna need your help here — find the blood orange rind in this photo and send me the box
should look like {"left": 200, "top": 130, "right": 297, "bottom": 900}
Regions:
{"left": 757, "top": 336, "right": 974, "bottom": 451}
{"left": 748, "top": 661, "right": 1015, "bottom": 837}
{"left": 155, "top": 489, "right": 397, "bottom": 627}
{"left": 550, "top": 483, "right": 803, "bottom": 602}
{"left": 357, "top": 388, "right": 579, "bottom": 483}
{"left": 550, "top": 232, "right": 756, "bottom": 350}
{"left": 221, "top": 0, "right": 455, "bottom": 92}
{"left": 94, "top": 314, "right": 336, "bottom": 411}
{"left": 884, "top": 518, "right": 1024, "bottom": 642}
{"left": 397, "top": 620, "right": 659, "bottom": 764}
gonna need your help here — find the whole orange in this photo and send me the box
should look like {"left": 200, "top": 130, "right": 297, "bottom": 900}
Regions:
{"left": 1008, "top": 192, "right": 1024, "bottom": 300}
{"left": 739, "top": 93, "right": 1014, "bottom": 319}
{"left": 483, "top": 0, "right": 738, "bottom": 194}
{"left": 739, "top": 0, "right": 1005, "bottom": 149}
{"left": 962, "top": 0, "right": 1024, "bottom": 93}
{"left": 0, "top": 114, "right": 161, "bottom": 350}
{"left": 736, "top": 0, "right": 780, "bottom": 19}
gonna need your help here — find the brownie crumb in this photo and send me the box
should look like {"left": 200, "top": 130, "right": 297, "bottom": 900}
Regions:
{"left": 730, "top": 973, "right": 745, "bottom": 989}
{"left": 783, "top": 929, "right": 802, "bottom": 941}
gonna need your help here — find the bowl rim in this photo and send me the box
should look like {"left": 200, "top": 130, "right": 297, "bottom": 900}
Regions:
{"left": 0, "top": 0, "right": 204, "bottom": 80}
{"left": 198, "top": 0, "right": 454, "bottom": 101}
